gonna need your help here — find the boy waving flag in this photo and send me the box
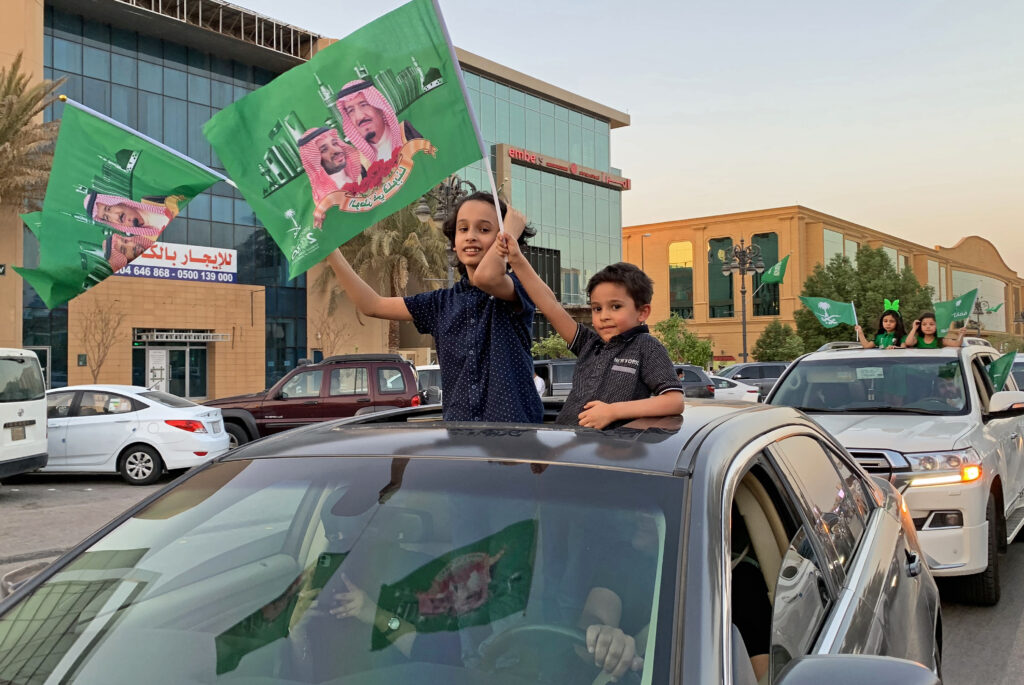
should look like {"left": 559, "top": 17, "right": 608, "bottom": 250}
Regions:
{"left": 204, "top": 0, "right": 484, "bottom": 279}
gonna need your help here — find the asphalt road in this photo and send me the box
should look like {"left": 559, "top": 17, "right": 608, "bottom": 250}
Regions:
{"left": 3, "top": 473, "right": 1024, "bottom": 683}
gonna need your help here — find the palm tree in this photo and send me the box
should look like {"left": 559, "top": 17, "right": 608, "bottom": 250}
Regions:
{"left": 312, "top": 205, "right": 450, "bottom": 352}
{"left": 0, "top": 52, "right": 64, "bottom": 210}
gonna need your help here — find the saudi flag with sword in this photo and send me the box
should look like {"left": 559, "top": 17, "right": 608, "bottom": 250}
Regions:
{"left": 799, "top": 296, "right": 858, "bottom": 329}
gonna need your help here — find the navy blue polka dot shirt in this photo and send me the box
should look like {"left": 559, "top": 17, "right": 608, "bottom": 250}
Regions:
{"left": 405, "top": 273, "right": 543, "bottom": 423}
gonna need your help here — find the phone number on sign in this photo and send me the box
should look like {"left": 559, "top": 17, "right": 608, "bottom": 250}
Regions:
{"left": 117, "top": 264, "right": 237, "bottom": 283}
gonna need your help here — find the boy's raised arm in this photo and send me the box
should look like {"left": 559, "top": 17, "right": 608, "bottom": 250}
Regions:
{"left": 497, "top": 221, "right": 579, "bottom": 345}
{"left": 326, "top": 249, "right": 412, "bottom": 321}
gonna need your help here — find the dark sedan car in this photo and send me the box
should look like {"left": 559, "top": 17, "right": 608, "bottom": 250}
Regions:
{"left": 674, "top": 363, "right": 715, "bottom": 398}
{"left": 0, "top": 404, "right": 940, "bottom": 685}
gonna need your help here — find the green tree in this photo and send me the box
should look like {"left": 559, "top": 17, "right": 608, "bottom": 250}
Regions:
{"left": 652, "top": 314, "right": 713, "bottom": 368}
{"left": 795, "top": 245, "right": 933, "bottom": 352}
{"left": 752, "top": 320, "right": 804, "bottom": 361}
{"left": 531, "top": 332, "right": 574, "bottom": 359}
{"left": 311, "top": 206, "right": 450, "bottom": 352}
{"left": 0, "top": 53, "right": 63, "bottom": 209}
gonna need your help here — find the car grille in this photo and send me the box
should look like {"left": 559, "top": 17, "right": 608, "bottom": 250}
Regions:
{"left": 848, "top": 449, "right": 911, "bottom": 483}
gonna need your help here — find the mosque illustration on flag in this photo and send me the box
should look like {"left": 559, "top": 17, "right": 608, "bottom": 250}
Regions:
{"left": 258, "top": 55, "right": 445, "bottom": 198}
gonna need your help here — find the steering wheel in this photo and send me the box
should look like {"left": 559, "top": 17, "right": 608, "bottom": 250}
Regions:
{"left": 479, "top": 624, "right": 643, "bottom": 684}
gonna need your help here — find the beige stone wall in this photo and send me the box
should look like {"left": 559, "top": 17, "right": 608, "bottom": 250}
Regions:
{"left": 66, "top": 277, "right": 265, "bottom": 398}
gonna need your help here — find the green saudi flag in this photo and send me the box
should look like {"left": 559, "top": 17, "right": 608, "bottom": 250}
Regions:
{"left": 371, "top": 519, "right": 536, "bottom": 651}
{"left": 204, "top": 0, "right": 483, "bottom": 279}
{"left": 934, "top": 289, "right": 977, "bottom": 337}
{"left": 761, "top": 254, "right": 789, "bottom": 285}
{"left": 800, "top": 296, "right": 858, "bottom": 328}
{"left": 987, "top": 303, "right": 1004, "bottom": 313}
{"left": 987, "top": 352, "right": 1015, "bottom": 392}
{"left": 14, "top": 102, "right": 220, "bottom": 309}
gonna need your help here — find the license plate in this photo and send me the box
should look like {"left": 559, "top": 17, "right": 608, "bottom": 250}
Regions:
{"left": 11, "top": 425, "right": 25, "bottom": 441}
{"left": 212, "top": 421, "right": 222, "bottom": 433}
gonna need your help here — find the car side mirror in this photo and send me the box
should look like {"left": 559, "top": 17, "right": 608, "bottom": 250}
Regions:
{"left": 989, "top": 390, "right": 1024, "bottom": 414}
{"left": 775, "top": 655, "right": 939, "bottom": 685}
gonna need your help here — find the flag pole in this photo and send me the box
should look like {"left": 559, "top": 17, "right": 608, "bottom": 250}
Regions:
{"left": 431, "top": 0, "right": 504, "bottom": 233}
{"left": 850, "top": 301, "right": 858, "bottom": 327}
{"left": 59, "top": 96, "right": 235, "bottom": 187}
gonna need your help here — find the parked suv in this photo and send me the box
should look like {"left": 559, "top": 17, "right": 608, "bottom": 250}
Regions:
{"left": 768, "top": 345, "right": 1024, "bottom": 604}
{"left": 533, "top": 359, "right": 577, "bottom": 397}
{"left": 205, "top": 354, "right": 420, "bottom": 447}
{"left": 674, "top": 364, "right": 715, "bottom": 398}
{"left": 717, "top": 362, "right": 788, "bottom": 401}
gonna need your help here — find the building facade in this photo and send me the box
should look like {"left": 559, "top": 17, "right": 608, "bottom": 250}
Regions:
{"left": 2, "top": 0, "right": 629, "bottom": 395}
{"left": 624, "top": 206, "right": 1024, "bottom": 365}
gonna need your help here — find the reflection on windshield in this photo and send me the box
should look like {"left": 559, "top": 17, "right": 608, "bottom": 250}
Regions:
{"left": 0, "top": 457, "right": 682, "bottom": 685}
{"left": 772, "top": 358, "right": 967, "bottom": 414}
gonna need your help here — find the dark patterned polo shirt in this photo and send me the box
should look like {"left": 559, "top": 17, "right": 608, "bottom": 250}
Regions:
{"left": 405, "top": 273, "right": 543, "bottom": 424}
{"left": 556, "top": 323, "right": 683, "bottom": 426}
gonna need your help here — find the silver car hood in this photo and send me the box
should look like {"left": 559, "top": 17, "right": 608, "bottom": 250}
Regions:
{"left": 812, "top": 413, "right": 974, "bottom": 453}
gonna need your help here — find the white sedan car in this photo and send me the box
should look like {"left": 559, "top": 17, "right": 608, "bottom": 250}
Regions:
{"left": 45, "top": 385, "right": 229, "bottom": 485}
{"left": 710, "top": 375, "right": 759, "bottom": 402}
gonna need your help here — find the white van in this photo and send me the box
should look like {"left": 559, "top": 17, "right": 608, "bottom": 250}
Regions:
{"left": 0, "top": 348, "right": 48, "bottom": 481}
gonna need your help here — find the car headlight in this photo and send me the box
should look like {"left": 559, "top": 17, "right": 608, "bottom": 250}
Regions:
{"left": 905, "top": 448, "right": 982, "bottom": 486}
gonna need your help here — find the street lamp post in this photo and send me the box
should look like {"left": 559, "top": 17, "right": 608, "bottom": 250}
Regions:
{"left": 414, "top": 175, "right": 477, "bottom": 287}
{"left": 718, "top": 238, "right": 765, "bottom": 363}
{"left": 640, "top": 233, "right": 652, "bottom": 271}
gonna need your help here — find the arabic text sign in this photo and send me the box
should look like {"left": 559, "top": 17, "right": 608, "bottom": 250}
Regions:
{"left": 115, "top": 242, "right": 237, "bottom": 283}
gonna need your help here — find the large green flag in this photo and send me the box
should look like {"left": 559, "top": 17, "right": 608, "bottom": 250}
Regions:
{"left": 761, "top": 254, "right": 789, "bottom": 285}
{"left": 934, "top": 289, "right": 977, "bottom": 337}
{"left": 14, "top": 102, "right": 221, "bottom": 308}
{"left": 799, "top": 296, "right": 858, "bottom": 328}
{"left": 987, "top": 352, "right": 1015, "bottom": 392}
{"left": 204, "top": 0, "right": 483, "bottom": 279}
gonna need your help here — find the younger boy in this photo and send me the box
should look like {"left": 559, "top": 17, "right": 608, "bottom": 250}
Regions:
{"left": 498, "top": 226, "right": 684, "bottom": 429}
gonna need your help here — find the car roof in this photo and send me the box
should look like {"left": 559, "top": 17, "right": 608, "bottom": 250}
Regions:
{"left": 223, "top": 401, "right": 809, "bottom": 476}
{"left": 46, "top": 384, "right": 150, "bottom": 394}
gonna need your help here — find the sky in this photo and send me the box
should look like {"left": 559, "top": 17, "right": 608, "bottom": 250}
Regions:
{"left": 234, "top": 0, "right": 1023, "bottom": 273}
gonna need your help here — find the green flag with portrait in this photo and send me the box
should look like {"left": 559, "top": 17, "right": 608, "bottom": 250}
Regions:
{"left": 987, "top": 352, "right": 1015, "bottom": 392}
{"left": 203, "top": 0, "right": 483, "bottom": 279}
{"left": 934, "top": 289, "right": 977, "bottom": 337}
{"left": 14, "top": 102, "right": 221, "bottom": 308}
{"left": 761, "top": 254, "right": 789, "bottom": 285}
{"left": 799, "top": 296, "right": 858, "bottom": 328}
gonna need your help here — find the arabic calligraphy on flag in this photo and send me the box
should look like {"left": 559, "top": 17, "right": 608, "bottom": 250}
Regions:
{"left": 114, "top": 241, "right": 238, "bottom": 283}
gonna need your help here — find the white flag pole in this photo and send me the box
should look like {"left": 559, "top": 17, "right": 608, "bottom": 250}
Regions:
{"left": 850, "top": 301, "right": 858, "bottom": 328}
{"left": 432, "top": 0, "right": 504, "bottom": 232}
{"left": 59, "top": 96, "right": 235, "bottom": 187}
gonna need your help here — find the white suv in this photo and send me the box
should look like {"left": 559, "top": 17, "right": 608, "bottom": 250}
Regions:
{"left": 768, "top": 344, "right": 1024, "bottom": 605}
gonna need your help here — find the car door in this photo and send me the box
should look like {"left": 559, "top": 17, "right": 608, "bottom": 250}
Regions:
{"left": 44, "top": 391, "right": 77, "bottom": 465}
{"left": 768, "top": 434, "right": 938, "bottom": 673}
{"left": 733, "top": 366, "right": 765, "bottom": 396}
{"left": 712, "top": 377, "right": 737, "bottom": 400}
{"left": 975, "top": 353, "right": 1024, "bottom": 516}
{"left": 323, "top": 365, "right": 371, "bottom": 417}
{"left": 259, "top": 368, "right": 327, "bottom": 433}
{"left": 65, "top": 390, "right": 141, "bottom": 467}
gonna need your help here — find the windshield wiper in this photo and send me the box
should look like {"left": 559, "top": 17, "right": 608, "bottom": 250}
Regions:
{"left": 836, "top": 405, "right": 948, "bottom": 415}
{"left": 789, "top": 406, "right": 849, "bottom": 413}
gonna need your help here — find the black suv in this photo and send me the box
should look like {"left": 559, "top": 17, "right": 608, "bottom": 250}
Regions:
{"left": 673, "top": 364, "right": 715, "bottom": 398}
{"left": 716, "top": 362, "right": 788, "bottom": 401}
{"left": 205, "top": 353, "right": 421, "bottom": 447}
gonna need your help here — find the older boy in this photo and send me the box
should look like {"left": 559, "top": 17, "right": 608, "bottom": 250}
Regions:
{"left": 498, "top": 225, "right": 684, "bottom": 429}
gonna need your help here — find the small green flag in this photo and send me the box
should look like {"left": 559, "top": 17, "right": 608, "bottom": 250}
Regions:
{"left": 987, "top": 303, "right": 1004, "bottom": 314}
{"left": 14, "top": 102, "right": 221, "bottom": 308}
{"left": 934, "top": 289, "right": 978, "bottom": 337}
{"left": 987, "top": 352, "right": 1015, "bottom": 392}
{"left": 204, "top": 0, "right": 484, "bottom": 279}
{"left": 761, "top": 254, "right": 789, "bottom": 285}
{"left": 800, "top": 296, "right": 858, "bottom": 328}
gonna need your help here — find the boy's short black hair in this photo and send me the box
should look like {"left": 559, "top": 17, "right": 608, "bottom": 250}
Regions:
{"left": 441, "top": 191, "right": 536, "bottom": 278}
{"left": 586, "top": 262, "right": 654, "bottom": 308}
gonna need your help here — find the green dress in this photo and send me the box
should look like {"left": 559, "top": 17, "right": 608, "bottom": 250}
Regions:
{"left": 913, "top": 337, "right": 941, "bottom": 349}
{"left": 874, "top": 332, "right": 903, "bottom": 348}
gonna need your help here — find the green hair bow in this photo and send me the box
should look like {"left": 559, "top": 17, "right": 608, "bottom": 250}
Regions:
{"left": 883, "top": 298, "right": 900, "bottom": 312}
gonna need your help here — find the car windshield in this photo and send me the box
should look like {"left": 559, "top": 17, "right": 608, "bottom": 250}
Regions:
{"left": 0, "top": 356, "right": 45, "bottom": 402}
{"left": 417, "top": 369, "right": 442, "bottom": 391}
{"left": 139, "top": 391, "right": 198, "bottom": 408}
{"left": 1012, "top": 362, "right": 1024, "bottom": 390}
{"left": 0, "top": 456, "right": 683, "bottom": 685}
{"left": 771, "top": 356, "right": 968, "bottom": 415}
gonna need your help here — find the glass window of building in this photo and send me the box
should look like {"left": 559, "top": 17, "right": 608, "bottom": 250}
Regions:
{"left": 823, "top": 229, "right": 844, "bottom": 265}
{"left": 882, "top": 246, "right": 898, "bottom": 269}
{"left": 938, "top": 265, "right": 948, "bottom": 300}
{"left": 708, "top": 238, "right": 734, "bottom": 318}
{"left": 927, "top": 260, "right": 940, "bottom": 298}
{"left": 752, "top": 232, "right": 780, "bottom": 316}
{"left": 844, "top": 238, "right": 859, "bottom": 265}
{"left": 952, "top": 270, "right": 1006, "bottom": 332}
{"left": 668, "top": 241, "right": 694, "bottom": 319}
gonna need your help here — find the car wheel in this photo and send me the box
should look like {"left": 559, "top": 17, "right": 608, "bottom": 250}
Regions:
{"left": 226, "top": 422, "right": 248, "bottom": 450}
{"left": 119, "top": 445, "right": 163, "bottom": 486}
{"left": 959, "top": 493, "right": 1001, "bottom": 605}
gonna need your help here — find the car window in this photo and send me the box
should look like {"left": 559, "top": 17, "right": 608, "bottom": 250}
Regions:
{"left": 735, "top": 367, "right": 760, "bottom": 380}
{"left": 280, "top": 370, "right": 324, "bottom": 399}
{"left": 76, "top": 391, "right": 134, "bottom": 417}
{"left": 0, "top": 457, "right": 685, "bottom": 685}
{"left": 330, "top": 367, "right": 368, "bottom": 396}
{"left": 714, "top": 378, "right": 734, "bottom": 389}
{"left": 377, "top": 367, "right": 406, "bottom": 394}
{"left": 971, "top": 356, "right": 994, "bottom": 411}
{"left": 679, "top": 370, "right": 701, "bottom": 383}
{"left": 772, "top": 436, "right": 866, "bottom": 574}
{"left": 0, "top": 355, "right": 46, "bottom": 402}
{"left": 139, "top": 391, "right": 197, "bottom": 408}
{"left": 552, "top": 363, "right": 576, "bottom": 384}
{"left": 768, "top": 365, "right": 787, "bottom": 377}
{"left": 47, "top": 392, "right": 76, "bottom": 419}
